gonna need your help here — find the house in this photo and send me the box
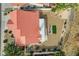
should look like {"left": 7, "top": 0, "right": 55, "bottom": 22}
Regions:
{"left": 7, "top": 9, "right": 47, "bottom": 46}
{"left": 7, "top": 3, "right": 63, "bottom": 48}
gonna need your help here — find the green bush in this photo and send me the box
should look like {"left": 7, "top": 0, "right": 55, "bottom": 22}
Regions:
{"left": 51, "top": 3, "right": 78, "bottom": 12}
{"left": 4, "top": 8, "right": 14, "bottom": 15}
{"left": 4, "top": 29, "right": 8, "bottom": 33}
{"left": 4, "top": 42, "right": 24, "bottom": 56}
{"left": 3, "top": 39, "right": 8, "bottom": 43}
{"left": 53, "top": 50, "right": 65, "bottom": 56}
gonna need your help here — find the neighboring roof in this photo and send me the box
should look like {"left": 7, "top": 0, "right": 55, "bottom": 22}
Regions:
{"left": 7, "top": 10, "right": 40, "bottom": 46}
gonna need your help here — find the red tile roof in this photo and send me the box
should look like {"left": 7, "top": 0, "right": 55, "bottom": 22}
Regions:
{"left": 7, "top": 10, "right": 40, "bottom": 46}
{"left": 7, "top": 19, "right": 14, "bottom": 24}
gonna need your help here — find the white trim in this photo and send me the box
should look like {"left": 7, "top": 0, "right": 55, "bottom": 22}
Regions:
{"left": 39, "top": 18, "right": 47, "bottom": 43}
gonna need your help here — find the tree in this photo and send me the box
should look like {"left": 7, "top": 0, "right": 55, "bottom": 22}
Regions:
{"left": 3, "top": 39, "right": 8, "bottom": 43}
{"left": 4, "top": 8, "right": 14, "bottom": 15}
{"left": 42, "top": 48, "right": 46, "bottom": 52}
{"left": 26, "top": 45, "right": 35, "bottom": 56}
{"left": 4, "top": 29, "right": 8, "bottom": 33}
{"left": 35, "top": 45, "right": 40, "bottom": 50}
{"left": 11, "top": 34, "right": 14, "bottom": 38}
{"left": 9, "top": 30, "right": 12, "bottom": 34}
{"left": 51, "top": 8, "right": 56, "bottom": 12}
{"left": 4, "top": 42, "right": 24, "bottom": 56}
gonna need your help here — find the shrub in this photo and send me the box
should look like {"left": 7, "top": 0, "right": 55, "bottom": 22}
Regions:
{"left": 9, "top": 30, "right": 12, "bottom": 34}
{"left": 4, "top": 29, "right": 8, "bottom": 33}
{"left": 4, "top": 42, "right": 24, "bottom": 56}
{"left": 3, "top": 39, "right": 8, "bottom": 43}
